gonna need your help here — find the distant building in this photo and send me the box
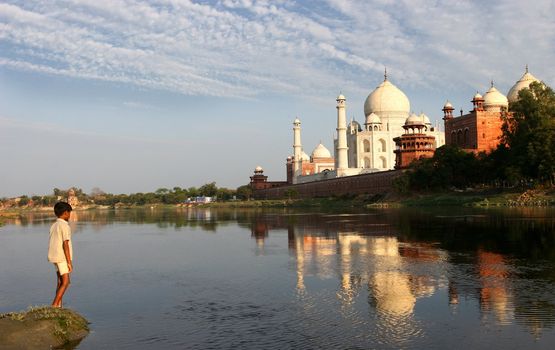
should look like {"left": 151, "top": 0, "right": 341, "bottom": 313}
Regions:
{"left": 249, "top": 166, "right": 287, "bottom": 190}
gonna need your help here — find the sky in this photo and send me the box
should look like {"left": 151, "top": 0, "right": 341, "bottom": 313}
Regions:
{"left": 1, "top": 0, "right": 554, "bottom": 197}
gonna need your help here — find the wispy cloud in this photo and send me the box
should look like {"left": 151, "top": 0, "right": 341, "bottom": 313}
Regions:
{"left": 1, "top": 0, "right": 554, "bottom": 100}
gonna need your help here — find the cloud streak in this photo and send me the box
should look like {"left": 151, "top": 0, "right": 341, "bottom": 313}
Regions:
{"left": 1, "top": 0, "right": 554, "bottom": 100}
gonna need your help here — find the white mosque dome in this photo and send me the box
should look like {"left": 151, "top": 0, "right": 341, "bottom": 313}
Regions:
{"left": 366, "top": 112, "right": 382, "bottom": 124}
{"left": 311, "top": 143, "right": 332, "bottom": 159}
{"left": 483, "top": 84, "right": 508, "bottom": 109}
{"left": 364, "top": 78, "right": 410, "bottom": 116}
{"left": 405, "top": 113, "right": 423, "bottom": 126}
{"left": 301, "top": 151, "right": 310, "bottom": 161}
{"left": 420, "top": 113, "right": 431, "bottom": 125}
{"left": 255, "top": 165, "right": 263, "bottom": 172}
{"left": 443, "top": 101, "right": 453, "bottom": 109}
{"left": 473, "top": 92, "right": 483, "bottom": 100}
{"left": 507, "top": 68, "right": 540, "bottom": 103}
{"left": 337, "top": 93, "right": 346, "bottom": 100}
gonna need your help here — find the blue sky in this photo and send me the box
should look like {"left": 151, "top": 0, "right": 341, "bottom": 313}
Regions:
{"left": 1, "top": 0, "right": 554, "bottom": 197}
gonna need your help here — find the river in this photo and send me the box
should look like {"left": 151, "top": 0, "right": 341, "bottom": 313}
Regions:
{"left": 1, "top": 207, "right": 554, "bottom": 349}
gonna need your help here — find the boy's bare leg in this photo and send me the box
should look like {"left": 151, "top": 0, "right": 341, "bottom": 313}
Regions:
{"left": 54, "top": 271, "right": 62, "bottom": 306}
{"left": 52, "top": 273, "right": 70, "bottom": 307}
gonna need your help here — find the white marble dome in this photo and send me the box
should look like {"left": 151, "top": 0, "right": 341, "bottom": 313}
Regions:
{"left": 364, "top": 78, "right": 410, "bottom": 117}
{"left": 255, "top": 166, "right": 263, "bottom": 172}
{"left": 473, "top": 92, "right": 483, "bottom": 100}
{"left": 366, "top": 112, "right": 382, "bottom": 124}
{"left": 311, "top": 143, "right": 332, "bottom": 159}
{"left": 420, "top": 113, "right": 431, "bottom": 125}
{"left": 483, "top": 85, "right": 508, "bottom": 109}
{"left": 507, "top": 68, "right": 540, "bottom": 103}
{"left": 301, "top": 151, "right": 310, "bottom": 161}
{"left": 444, "top": 101, "right": 453, "bottom": 109}
{"left": 405, "top": 113, "right": 423, "bottom": 126}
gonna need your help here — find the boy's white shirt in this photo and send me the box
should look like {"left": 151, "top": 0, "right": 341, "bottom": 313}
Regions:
{"left": 47, "top": 218, "right": 73, "bottom": 263}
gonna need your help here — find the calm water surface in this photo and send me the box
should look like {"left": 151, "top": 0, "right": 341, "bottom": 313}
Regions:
{"left": 1, "top": 207, "right": 555, "bottom": 349}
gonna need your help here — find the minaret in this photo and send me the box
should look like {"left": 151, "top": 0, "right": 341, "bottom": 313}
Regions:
{"left": 336, "top": 94, "right": 348, "bottom": 172}
{"left": 293, "top": 117, "right": 302, "bottom": 184}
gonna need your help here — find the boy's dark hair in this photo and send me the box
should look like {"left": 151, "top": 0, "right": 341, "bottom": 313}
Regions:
{"left": 54, "top": 202, "right": 73, "bottom": 217}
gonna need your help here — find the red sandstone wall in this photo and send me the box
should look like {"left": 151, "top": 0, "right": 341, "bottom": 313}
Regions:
{"left": 445, "top": 110, "right": 506, "bottom": 152}
{"left": 253, "top": 170, "right": 403, "bottom": 199}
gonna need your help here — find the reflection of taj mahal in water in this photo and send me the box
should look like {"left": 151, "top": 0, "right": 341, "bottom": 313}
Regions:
{"left": 247, "top": 212, "right": 551, "bottom": 340}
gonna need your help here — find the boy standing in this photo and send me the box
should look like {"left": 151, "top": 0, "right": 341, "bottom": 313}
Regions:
{"left": 48, "top": 202, "right": 73, "bottom": 308}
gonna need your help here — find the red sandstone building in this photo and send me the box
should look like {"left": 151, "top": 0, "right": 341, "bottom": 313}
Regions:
{"left": 443, "top": 84, "right": 508, "bottom": 153}
{"left": 249, "top": 166, "right": 287, "bottom": 190}
{"left": 443, "top": 67, "right": 541, "bottom": 154}
{"left": 394, "top": 115, "right": 436, "bottom": 169}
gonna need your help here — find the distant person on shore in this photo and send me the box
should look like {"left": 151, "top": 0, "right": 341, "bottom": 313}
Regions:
{"left": 47, "top": 202, "right": 73, "bottom": 308}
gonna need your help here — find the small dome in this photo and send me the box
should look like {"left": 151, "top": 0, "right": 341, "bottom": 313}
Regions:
{"left": 336, "top": 93, "right": 346, "bottom": 100}
{"left": 255, "top": 166, "right": 263, "bottom": 172}
{"left": 348, "top": 120, "right": 362, "bottom": 133}
{"left": 301, "top": 151, "right": 310, "bottom": 161}
{"left": 405, "top": 113, "right": 424, "bottom": 126}
{"left": 483, "top": 84, "right": 508, "bottom": 109}
{"left": 419, "top": 113, "right": 431, "bottom": 125}
{"left": 473, "top": 92, "right": 483, "bottom": 99}
{"left": 364, "top": 79, "right": 410, "bottom": 116}
{"left": 311, "top": 143, "right": 332, "bottom": 159}
{"left": 443, "top": 101, "right": 453, "bottom": 109}
{"left": 507, "top": 68, "right": 540, "bottom": 103}
{"left": 366, "top": 112, "right": 382, "bottom": 124}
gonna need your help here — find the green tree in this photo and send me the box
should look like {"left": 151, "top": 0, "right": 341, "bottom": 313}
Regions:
{"left": 236, "top": 185, "right": 252, "bottom": 200}
{"left": 502, "top": 81, "right": 555, "bottom": 183}
{"left": 407, "top": 145, "right": 481, "bottom": 191}
{"left": 199, "top": 182, "right": 218, "bottom": 197}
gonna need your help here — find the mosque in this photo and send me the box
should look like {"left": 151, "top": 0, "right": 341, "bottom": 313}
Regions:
{"left": 443, "top": 66, "right": 540, "bottom": 153}
{"left": 251, "top": 67, "right": 543, "bottom": 192}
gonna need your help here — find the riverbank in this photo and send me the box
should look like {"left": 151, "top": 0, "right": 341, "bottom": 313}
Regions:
{"left": 204, "top": 188, "right": 555, "bottom": 208}
{"left": 0, "top": 306, "right": 89, "bottom": 349}
{"left": 1, "top": 189, "right": 553, "bottom": 215}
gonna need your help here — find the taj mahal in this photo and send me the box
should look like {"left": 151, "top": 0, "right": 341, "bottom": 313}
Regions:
{"left": 286, "top": 71, "right": 445, "bottom": 185}
{"left": 251, "top": 67, "right": 542, "bottom": 192}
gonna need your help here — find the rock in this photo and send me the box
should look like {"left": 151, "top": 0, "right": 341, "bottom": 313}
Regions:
{"left": 0, "top": 306, "right": 89, "bottom": 350}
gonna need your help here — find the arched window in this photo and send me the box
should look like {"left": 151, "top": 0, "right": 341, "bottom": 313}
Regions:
{"left": 451, "top": 131, "right": 457, "bottom": 145}
{"left": 364, "top": 157, "right": 370, "bottom": 168}
{"left": 464, "top": 128, "right": 469, "bottom": 147}
{"left": 457, "top": 130, "right": 463, "bottom": 146}
{"left": 363, "top": 139, "right": 371, "bottom": 152}
{"left": 379, "top": 139, "right": 386, "bottom": 152}
{"left": 380, "top": 156, "right": 387, "bottom": 168}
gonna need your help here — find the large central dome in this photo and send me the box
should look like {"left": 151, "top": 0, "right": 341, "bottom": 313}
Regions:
{"left": 364, "top": 78, "right": 410, "bottom": 117}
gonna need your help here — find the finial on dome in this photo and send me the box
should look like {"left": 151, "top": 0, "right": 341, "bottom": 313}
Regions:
{"left": 384, "top": 66, "right": 388, "bottom": 81}
{"left": 491, "top": 80, "right": 494, "bottom": 88}
{"left": 525, "top": 64, "right": 529, "bottom": 73}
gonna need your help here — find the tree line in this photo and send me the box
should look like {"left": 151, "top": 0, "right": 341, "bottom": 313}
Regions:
{"left": 398, "top": 81, "right": 555, "bottom": 192}
{"left": 1, "top": 182, "right": 254, "bottom": 208}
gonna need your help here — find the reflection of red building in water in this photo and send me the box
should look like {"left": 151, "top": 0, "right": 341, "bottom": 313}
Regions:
{"left": 477, "top": 249, "right": 513, "bottom": 324}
